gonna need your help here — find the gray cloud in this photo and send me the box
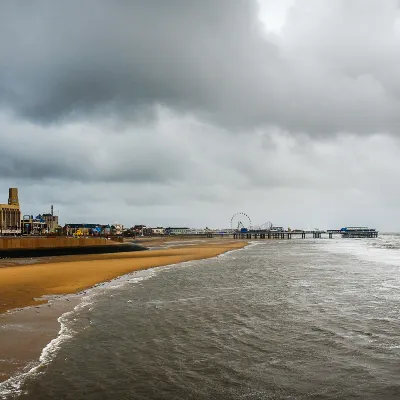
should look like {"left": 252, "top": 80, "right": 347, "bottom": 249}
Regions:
{"left": 1, "top": 1, "right": 400, "bottom": 229}
{"left": 0, "top": 110, "right": 194, "bottom": 184}
{"left": 2, "top": 0, "right": 399, "bottom": 134}
{"left": 0, "top": 0, "right": 278, "bottom": 127}
{"left": 1, "top": 109, "right": 400, "bottom": 229}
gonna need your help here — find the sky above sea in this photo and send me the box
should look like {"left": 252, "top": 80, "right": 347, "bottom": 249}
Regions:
{"left": 1, "top": 0, "right": 399, "bottom": 230}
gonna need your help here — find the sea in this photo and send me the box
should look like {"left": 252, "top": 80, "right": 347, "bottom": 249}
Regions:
{"left": 1, "top": 234, "right": 400, "bottom": 399}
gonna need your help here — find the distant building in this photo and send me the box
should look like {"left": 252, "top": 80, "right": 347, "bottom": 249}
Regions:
{"left": 22, "top": 215, "right": 47, "bottom": 235}
{"left": 63, "top": 224, "right": 111, "bottom": 236}
{"left": 152, "top": 227, "right": 165, "bottom": 235}
{"left": 64, "top": 224, "right": 101, "bottom": 236}
{"left": 133, "top": 225, "right": 146, "bottom": 235}
{"left": 113, "top": 224, "right": 123, "bottom": 235}
{"left": 0, "top": 188, "right": 22, "bottom": 235}
{"left": 37, "top": 213, "right": 59, "bottom": 232}
{"left": 165, "top": 227, "right": 190, "bottom": 235}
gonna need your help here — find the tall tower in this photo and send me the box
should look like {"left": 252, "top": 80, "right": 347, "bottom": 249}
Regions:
{"left": 8, "top": 188, "right": 19, "bottom": 206}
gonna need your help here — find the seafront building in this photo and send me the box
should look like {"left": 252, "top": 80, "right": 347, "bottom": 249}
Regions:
{"left": 21, "top": 215, "right": 48, "bottom": 235}
{"left": 0, "top": 188, "right": 22, "bottom": 235}
{"left": 37, "top": 206, "right": 60, "bottom": 232}
{"left": 165, "top": 227, "right": 191, "bottom": 235}
{"left": 62, "top": 224, "right": 119, "bottom": 236}
{"left": 64, "top": 224, "right": 105, "bottom": 236}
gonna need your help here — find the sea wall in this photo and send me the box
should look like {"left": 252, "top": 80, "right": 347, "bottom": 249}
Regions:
{"left": 0, "top": 237, "right": 110, "bottom": 250}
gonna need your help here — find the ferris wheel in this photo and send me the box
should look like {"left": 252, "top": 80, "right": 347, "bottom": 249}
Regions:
{"left": 231, "top": 212, "right": 252, "bottom": 231}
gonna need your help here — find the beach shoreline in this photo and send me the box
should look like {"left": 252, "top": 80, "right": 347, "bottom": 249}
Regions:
{"left": 0, "top": 238, "right": 248, "bottom": 386}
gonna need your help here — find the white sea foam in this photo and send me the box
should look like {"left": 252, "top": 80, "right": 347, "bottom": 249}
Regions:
{"left": 323, "top": 235, "right": 400, "bottom": 267}
{"left": 217, "top": 241, "right": 257, "bottom": 258}
{"left": 0, "top": 269, "right": 159, "bottom": 399}
{"left": 0, "top": 304, "right": 78, "bottom": 399}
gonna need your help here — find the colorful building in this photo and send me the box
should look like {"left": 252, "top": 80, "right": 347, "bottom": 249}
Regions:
{"left": 21, "top": 215, "right": 47, "bottom": 235}
{"left": 63, "top": 224, "right": 111, "bottom": 236}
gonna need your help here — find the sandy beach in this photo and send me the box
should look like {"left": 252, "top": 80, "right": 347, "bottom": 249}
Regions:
{"left": 0, "top": 238, "right": 247, "bottom": 383}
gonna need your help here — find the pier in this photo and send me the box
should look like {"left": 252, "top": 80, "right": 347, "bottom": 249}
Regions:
{"left": 232, "top": 228, "right": 378, "bottom": 240}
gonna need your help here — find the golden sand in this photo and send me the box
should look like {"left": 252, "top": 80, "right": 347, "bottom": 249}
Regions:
{"left": 0, "top": 240, "right": 247, "bottom": 314}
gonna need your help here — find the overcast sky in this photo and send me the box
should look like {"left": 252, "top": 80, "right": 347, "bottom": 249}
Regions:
{"left": 1, "top": 0, "right": 400, "bottom": 230}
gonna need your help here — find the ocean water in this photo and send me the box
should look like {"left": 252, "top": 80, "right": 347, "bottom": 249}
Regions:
{"left": 2, "top": 235, "right": 400, "bottom": 399}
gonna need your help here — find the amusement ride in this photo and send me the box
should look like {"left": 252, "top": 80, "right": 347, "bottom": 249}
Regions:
{"left": 230, "top": 213, "right": 275, "bottom": 232}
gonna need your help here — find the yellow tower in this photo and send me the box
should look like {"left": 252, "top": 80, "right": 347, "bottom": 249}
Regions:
{"left": 0, "top": 188, "right": 21, "bottom": 235}
{"left": 8, "top": 188, "right": 19, "bottom": 206}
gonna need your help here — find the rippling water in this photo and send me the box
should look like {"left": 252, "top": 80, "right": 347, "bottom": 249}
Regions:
{"left": 3, "top": 236, "right": 400, "bottom": 399}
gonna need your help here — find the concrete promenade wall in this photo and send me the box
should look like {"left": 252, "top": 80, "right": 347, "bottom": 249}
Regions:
{"left": 0, "top": 237, "right": 110, "bottom": 250}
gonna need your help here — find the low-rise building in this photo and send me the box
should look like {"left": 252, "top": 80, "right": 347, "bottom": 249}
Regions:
{"left": 22, "top": 215, "right": 47, "bottom": 235}
{"left": 64, "top": 224, "right": 102, "bottom": 236}
{"left": 133, "top": 225, "right": 146, "bottom": 234}
{"left": 63, "top": 224, "right": 112, "bottom": 236}
{"left": 37, "top": 213, "right": 59, "bottom": 232}
{"left": 113, "top": 224, "right": 123, "bottom": 235}
{"left": 165, "top": 227, "right": 191, "bottom": 235}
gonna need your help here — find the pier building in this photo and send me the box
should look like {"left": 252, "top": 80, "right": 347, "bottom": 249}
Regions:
{"left": 0, "top": 188, "right": 21, "bottom": 235}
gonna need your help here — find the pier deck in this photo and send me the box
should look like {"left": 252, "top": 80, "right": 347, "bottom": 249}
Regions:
{"left": 232, "top": 229, "right": 378, "bottom": 240}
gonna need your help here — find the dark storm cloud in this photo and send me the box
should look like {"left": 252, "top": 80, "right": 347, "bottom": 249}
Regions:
{"left": 2, "top": 0, "right": 399, "bottom": 134}
{"left": 0, "top": 0, "right": 279, "bottom": 126}
{"left": 0, "top": 113, "right": 193, "bottom": 184}
{"left": 0, "top": 150, "right": 184, "bottom": 183}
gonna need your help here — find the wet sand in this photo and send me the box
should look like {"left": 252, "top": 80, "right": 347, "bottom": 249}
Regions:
{"left": 0, "top": 239, "right": 247, "bottom": 384}
{"left": 0, "top": 297, "right": 81, "bottom": 383}
{"left": 0, "top": 240, "right": 246, "bottom": 314}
